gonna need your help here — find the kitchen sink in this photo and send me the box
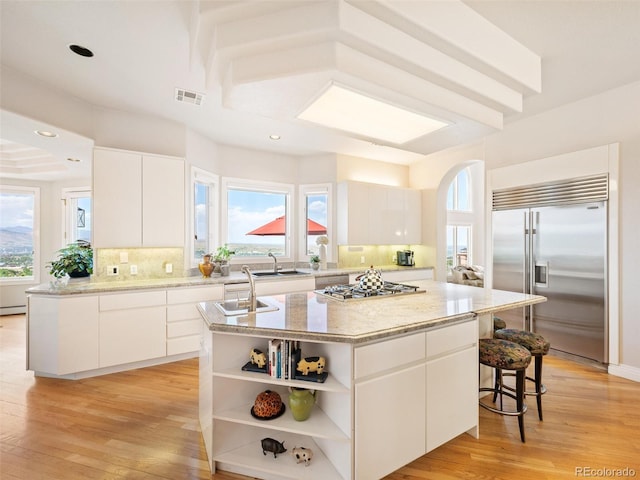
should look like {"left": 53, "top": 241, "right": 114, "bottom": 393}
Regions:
{"left": 214, "top": 299, "right": 279, "bottom": 316}
{"left": 252, "top": 270, "right": 310, "bottom": 277}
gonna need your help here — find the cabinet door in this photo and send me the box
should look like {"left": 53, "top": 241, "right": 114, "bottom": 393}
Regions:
{"left": 28, "top": 295, "right": 99, "bottom": 375}
{"left": 142, "top": 155, "right": 184, "bottom": 247}
{"left": 403, "top": 188, "right": 422, "bottom": 244}
{"left": 99, "top": 306, "right": 166, "bottom": 367}
{"left": 254, "top": 277, "right": 315, "bottom": 296}
{"left": 93, "top": 148, "right": 142, "bottom": 247}
{"left": 337, "top": 181, "right": 370, "bottom": 245}
{"left": 355, "top": 363, "right": 426, "bottom": 480}
{"left": 426, "top": 347, "right": 478, "bottom": 452}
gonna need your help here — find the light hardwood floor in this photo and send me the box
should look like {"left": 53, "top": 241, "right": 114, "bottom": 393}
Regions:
{"left": 1, "top": 314, "right": 639, "bottom": 479}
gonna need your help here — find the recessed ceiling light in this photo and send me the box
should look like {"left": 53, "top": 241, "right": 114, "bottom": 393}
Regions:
{"left": 269, "top": 135, "right": 281, "bottom": 140}
{"left": 35, "top": 130, "right": 58, "bottom": 138}
{"left": 67, "top": 157, "right": 82, "bottom": 163}
{"left": 69, "top": 44, "right": 94, "bottom": 57}
{"left": 297, "top": 84, "right": 449, "bottom": 144}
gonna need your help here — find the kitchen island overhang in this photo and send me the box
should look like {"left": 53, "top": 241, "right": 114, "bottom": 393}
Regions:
{"left": 197, "top": 280, "right": 546, "bottom": 480}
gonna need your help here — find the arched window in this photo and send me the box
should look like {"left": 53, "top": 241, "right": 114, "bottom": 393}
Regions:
{"left": 446, "top": 168, "right": 473, "bottom": 273}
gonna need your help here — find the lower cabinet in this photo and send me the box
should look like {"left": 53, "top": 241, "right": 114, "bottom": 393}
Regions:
{"left": 28, "top": 295, "right": 99, "bottom": 375}
{"left": 167, "top": 285, "right": 223, "bottom": 355}
{"left": 200, "top": 317, "right": 478, "bottom": 480}
{"left": 355, "top": 364, "right": 426, "bottom": 479}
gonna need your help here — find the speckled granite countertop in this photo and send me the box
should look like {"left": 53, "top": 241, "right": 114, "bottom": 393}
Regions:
{"left": 197, "top": 280, "right": 546, "bottom": 344}
{"left": 25, "top": 265, "right": 433, "bottom": 295}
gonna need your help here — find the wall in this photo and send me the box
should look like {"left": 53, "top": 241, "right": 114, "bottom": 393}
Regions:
{"left": 336, "top": 154, "right": 409, "bottom": 186}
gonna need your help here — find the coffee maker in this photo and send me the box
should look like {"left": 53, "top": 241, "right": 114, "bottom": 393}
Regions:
{"left": 396, "top": 250, "right": 415, "bottom": 266}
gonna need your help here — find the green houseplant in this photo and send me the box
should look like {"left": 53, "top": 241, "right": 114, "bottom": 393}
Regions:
{"left": 47, "top": 241, "right": 93, "bottom": 278}
{"left": 310, "top": 255, "right": 320, "bottom": 270}
{"left": 212, "top": 244, "right": 235, "bottom": 276}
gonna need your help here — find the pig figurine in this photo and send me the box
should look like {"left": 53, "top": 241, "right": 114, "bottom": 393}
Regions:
{"left": 261, "top": 437, "right": 286, "bottom": 458}
{"left": 250, "top": 348, "right": 267, "bottom": 368}
{"left": 296, "top": 356, "right": 326, "bottom": 375}
{"left": 292, "top": 446, "right": 313, "bottom": 466}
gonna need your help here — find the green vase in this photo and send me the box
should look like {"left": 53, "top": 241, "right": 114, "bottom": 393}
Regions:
{"left": 288, "top": 387, "right": 316, "bottom": 421}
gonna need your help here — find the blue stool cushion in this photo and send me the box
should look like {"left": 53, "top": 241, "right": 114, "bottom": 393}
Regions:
{"left": 495, "top": 329, "right": 551, "bottom": 355}
{"left": 479, "top": 338, "right": 532, "bottom": 370}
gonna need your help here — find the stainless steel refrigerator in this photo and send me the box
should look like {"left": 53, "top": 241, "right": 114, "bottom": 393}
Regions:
{"left": 492, "top": 177, "right": 608, "bottom": 363}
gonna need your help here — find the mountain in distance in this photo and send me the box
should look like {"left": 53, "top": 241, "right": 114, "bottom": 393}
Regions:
{"left": 0, "top": 226, "right": 33, "bottom": 249}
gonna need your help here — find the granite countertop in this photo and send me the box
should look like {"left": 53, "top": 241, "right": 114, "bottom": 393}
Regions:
{"left": 25, "top": 265, "right": 433, "bottom": 295}
{"left": 197, "top": 280, "right": 546, "bottom": 344}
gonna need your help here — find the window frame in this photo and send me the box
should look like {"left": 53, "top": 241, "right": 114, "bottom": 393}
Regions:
{"left": 221, "top": 177, "right": 294, "bottom": 264}
{"left": 298, "top": 183, "right": 332, "bottom": 262}
{"left": 447, "top": 167, "right": 472, "bottom": 212}
{"left": 190, "top": 167, "right": 219, "bottom": 268}
{"left": 60, "top": 186, "right": 91, "bottom": 246}
{"left": 0, "top": 185, "right": 40, "bottom": 285}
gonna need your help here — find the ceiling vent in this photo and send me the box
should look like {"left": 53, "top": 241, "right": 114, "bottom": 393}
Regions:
{"left": 175, "top": 88, "right": 204, "bottom": 106}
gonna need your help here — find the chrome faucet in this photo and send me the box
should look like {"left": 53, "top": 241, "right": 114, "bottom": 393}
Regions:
{"left": 268, "top": 252, "right": 278, "bottom": 273}
{"left": 241, "top": 265, "right": 257, "bottom": 312}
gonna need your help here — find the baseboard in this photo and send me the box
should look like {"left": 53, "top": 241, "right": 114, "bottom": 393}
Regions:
{"left": 1, "top": 306, "right": 27, "bottom": 315}
{"left": 608, "top": 363, "right": 640, "bottom": 383}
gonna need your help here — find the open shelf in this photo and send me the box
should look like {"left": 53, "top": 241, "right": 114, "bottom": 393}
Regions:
{"left": 213, "top": 400, "right": 350, "bottom": 442}
{"left": 213, "top": 367, "right": 350, "bottom": 393}
{"left": 214, "top": 433, "right": 345, "bottom": 480}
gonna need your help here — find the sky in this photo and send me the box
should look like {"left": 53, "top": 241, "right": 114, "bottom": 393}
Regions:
{"left": 0, "top": 192, "right": 35, "bottom": 230}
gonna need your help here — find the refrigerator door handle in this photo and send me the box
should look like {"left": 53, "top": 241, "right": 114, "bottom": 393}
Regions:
{"left": 535, "top": 261, "right": 549, "bottom": 287}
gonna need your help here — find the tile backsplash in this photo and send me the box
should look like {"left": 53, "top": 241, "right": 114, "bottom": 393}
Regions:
{"left": 94, "top": 248, "right": 184, "bottom": 281}
{"left": 338, "top": 245, "right": 412, "bottom": 269}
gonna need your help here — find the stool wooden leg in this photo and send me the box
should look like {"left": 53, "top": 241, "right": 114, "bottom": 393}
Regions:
{"left": 535, "top": 355, "right": 543, "bottom": 421}
{"left": 516, "top": 369, "right": 526, "bottom": 443}
{"left": 492, "top": 368, "right": 502, "bottom": 404}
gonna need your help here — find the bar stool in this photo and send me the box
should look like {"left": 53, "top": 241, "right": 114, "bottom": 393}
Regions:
{"left": 479, "top": 338, "right": 532, "bottom": 442}
{"left": 494, "top": 329, "right": 550, "bottom": 421}
{"left": 493, "top": 316, "right": 507, "bottom": 332}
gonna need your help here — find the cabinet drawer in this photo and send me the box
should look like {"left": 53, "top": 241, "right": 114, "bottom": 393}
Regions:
{"left": 167, "top": 303, "right": 200, "bottom": 322}
{"left": 355, "top": 332, "right": 426, "bottom": 379}
{"left": 167, "top": 319, "right": 202, "bottom": 338}
{"left": 99, "top": 290, "right": 166, "bottom": 311}
{"left": 426, "top": 319, "right": 477, "bottom": 359}
{"left": 166, "top": 285, "right": 223, "bottom": 305}
{"left": 167, "top": 335, "right": 200, "bottom": 355}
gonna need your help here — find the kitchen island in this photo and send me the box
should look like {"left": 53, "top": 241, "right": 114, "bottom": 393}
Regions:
{"left": 197, "top": 280, "right": 545, "bottom": 480}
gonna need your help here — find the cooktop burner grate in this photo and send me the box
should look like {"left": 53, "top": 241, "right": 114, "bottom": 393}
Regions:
{"left": 315, "top": 281, "right": 424, "bottom": 300}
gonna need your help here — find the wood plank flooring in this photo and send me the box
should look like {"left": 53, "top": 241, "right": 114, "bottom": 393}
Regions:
{"left": 1, "top": 314, "right": 639, "bottom": 479}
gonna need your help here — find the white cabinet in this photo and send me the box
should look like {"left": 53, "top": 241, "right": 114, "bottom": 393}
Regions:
{"left": 98, "top": 290, "right": 167, "bottom": 367}
{"left": 167, "top": 285, "right": 223, "bottom": 355}
{"left": 254, "top": 277, "right": 316, "bottom": 296}
{"left": 337, "top": 181, "right": 421, "bottom": 245}
{"left": 425, "top": 320, "right": 478, "bottom": 451}
{"left": 354, "top": 333, "right": 426, "bottom": 479}
{"left": 28, "top": 295, "right": 99, "bottom": 375}
{"left": 200, "top": 317, "right": 478, "bottom": 480}
{"left": 377, "top": 268, "right": 434, "bottom": 283}
{"left": 93, "top": 147, "right": 184, "bottom": 248}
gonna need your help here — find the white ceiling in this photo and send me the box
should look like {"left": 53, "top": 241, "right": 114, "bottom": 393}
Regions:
{"left": 1, "top": 0, "right": 639, "bottom": 181}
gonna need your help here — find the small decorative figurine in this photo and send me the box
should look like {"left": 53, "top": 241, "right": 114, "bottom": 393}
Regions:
{"left": 250, "top": 348, "right": 267, "bottom": 368}
{"left": 261, "top": 437, "right": 286, "bottom": 458}
{"left": 296, "top": 356, "right": 326, "bottom": 375}
{"left": 292, "top": 446, "right": 313, "bottom": 466}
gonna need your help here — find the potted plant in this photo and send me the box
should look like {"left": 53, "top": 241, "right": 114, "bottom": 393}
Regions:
{"left": 310, "top": 255, "right": 320, "bottom": 270}
{"left": 212, "top": 244, "right": 235, "bottom": 276}
{"left": 47, "top": 241, "right": 93, "bottom": 279}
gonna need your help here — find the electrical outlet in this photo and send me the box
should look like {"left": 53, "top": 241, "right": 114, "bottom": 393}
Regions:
{"left": 130, "top": 265, "right": 138, "bottom": 275}
{"left": 119, "top": 252, "right": 128, "bottom": 263}
{"left": 165, "top": 263, "right": 173, "bottom": 274}
{"left": 107, "top": 265, "right": 119, "bottom": 276}
{"left": 360, "top": 256, "right": 365, "bottom": 264}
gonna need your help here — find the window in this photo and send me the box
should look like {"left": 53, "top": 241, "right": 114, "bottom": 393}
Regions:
{"left": 0, "top": 186, "right": 40, "bottom": 282}
{"left": 446, "top": 168, "right": 473, "bottom": 275}
{"left": 62, "top": 187, "right": 91, "bottom": 245}
{"left": 221, "top": 178, "right": 294, "bottom": 260}
{"left": 299, "top": 183, "right": 331, "bottom": 259}
{"left": 191, "top": 168, "right": 218, "bottom": 266}
{"left": 447, "top": 167, "right": 471, "bottom": 211}
{"left": 446, "top": 225, "right": 471, "bottom": 271}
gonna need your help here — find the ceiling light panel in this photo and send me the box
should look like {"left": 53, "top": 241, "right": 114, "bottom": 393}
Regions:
{"left": 297, "top": 84, "right": 449, "bottom": 144}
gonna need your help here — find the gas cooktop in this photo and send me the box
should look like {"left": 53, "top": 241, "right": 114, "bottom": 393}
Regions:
{"left": 314, "top": 281, "right": 425, "bottom": 301}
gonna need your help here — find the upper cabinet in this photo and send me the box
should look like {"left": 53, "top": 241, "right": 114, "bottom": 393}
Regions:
{"left": 337, "top": 181, "right": 421, "bottom": 245}
{"left": 93, "top": 147, "right": 185, "bottom": 248}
